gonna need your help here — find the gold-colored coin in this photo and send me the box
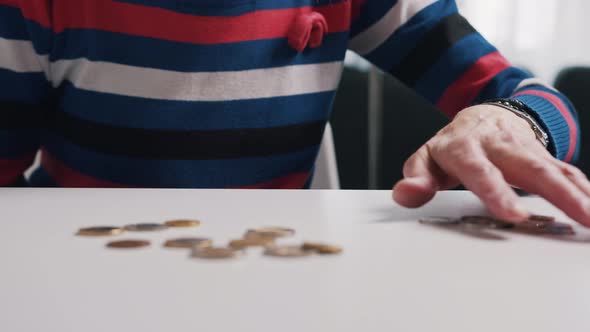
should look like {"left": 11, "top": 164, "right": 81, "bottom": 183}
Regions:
{"left": 163, "top": 237, "right": 212, "bottom": 249}
{"left": 302, "top": 242, "right": 343, "bottom": 254}
{"left": 77, "top": 226, "right": 125, "bottom": 236}
{"left": 164, "top": 219, "right": 201, "bottom": 228}
{"left": 106, "top": 240, "right": 150, "bottom": 249}
{"left": 245, "top": 227, "right": 295, "bottom": 239}
{"left": 124, "top": 223, "right": 168, "bottom": 232}
{"left": 191, "top": 246, "right": 240, "bottom": 259}
{"left": 264, "top": 245, "right": 312, "bottom": 258}
{"left": 229, "top": 237, "right": 275, "bottom": 250}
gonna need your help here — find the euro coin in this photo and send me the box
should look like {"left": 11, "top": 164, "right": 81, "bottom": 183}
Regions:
{"left": 191, "top": 246, "right": 240, "bottom": 259}
{"left": 264, "top": 245, "right": 312, "bottom": 258}
{"left": 545, "top": 223, "right": 575, "bottom": 236}
{"left": 106, "top": 240, "right": 150, "bottom": 249}
{"left": 461, "top": 216, "right": 514, "bottom": 229}
{"left": 245, "top": 227, "right": 295, "bottom": 239}
{"left": 229, "top": 237, "right": 275, "bottom": 250}
{"left": 124, "top": 223, "right": 168, "bottom": 232}
{"left": 419, "top": 217, "right": 459, "bottom": 226}
{"left": 164, "top": 219, "right": 201, "bottom": 228}
{"left": 302, "top": 242, "right": 343, "bottom": 254}
{"left": 528, "top": 215, "right": 555, "bottom": 223}
{"left": 77, "top": 226, "right": 125, "bottom": 236}
{"left": 163, "top": 237, "right": 212, "bottom": 249}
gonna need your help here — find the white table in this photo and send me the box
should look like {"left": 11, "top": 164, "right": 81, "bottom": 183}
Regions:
{"left": 1, "top": 189, "right": 589, "bottom": 332}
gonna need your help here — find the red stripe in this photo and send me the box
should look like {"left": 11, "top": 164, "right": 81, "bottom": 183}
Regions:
{"left": 436, "top": 51, "right": 512, "bottom": 118}
{"left": 41, "top": 150, "right": 126, "bottom": 188}
{"left": 0, "top": 152, "right": 36, "bottom": 185}
{"left": 237, "top": 172, "right": 310, "bottom": 189}
{"left": 51, "top": 0, "right": 350, "bottom": 44}
{"left": 513, "top": 89, "right": 577, "bottom": 162}
{"left": 0, "top": 0, "right": 17, "bottom": 8}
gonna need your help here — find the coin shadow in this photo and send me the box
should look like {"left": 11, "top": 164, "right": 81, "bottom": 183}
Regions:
{"left": 420, "top": 223, "right": 507, "bottom": 241}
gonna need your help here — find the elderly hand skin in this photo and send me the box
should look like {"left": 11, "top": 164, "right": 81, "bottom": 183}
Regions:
{"left": 393, "top": 105, "right": 590, "bottom": 226}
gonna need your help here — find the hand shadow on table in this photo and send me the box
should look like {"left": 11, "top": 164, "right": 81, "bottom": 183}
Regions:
{"left": 418, "top": 221, "right": 590, "bottom": 244}
{"left": 370, "top": 207, "right": 590, "bottom": 244}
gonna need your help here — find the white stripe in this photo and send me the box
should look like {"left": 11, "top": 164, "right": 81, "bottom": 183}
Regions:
{"left": 348, "top": 0, "right": 438, "bottom": 55}
{"left": 50, "top": 59, "right": 344, "bottom": 101}
{"left": 0, "top": 37, "right": 49, "bottom": 75}
{"left": 514, "top": 78, "right": 557, "bottom": 93}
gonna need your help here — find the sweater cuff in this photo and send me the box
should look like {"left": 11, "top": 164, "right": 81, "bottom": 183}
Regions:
{"left": 510, "top": 92, "right": 577, "bottom": 162}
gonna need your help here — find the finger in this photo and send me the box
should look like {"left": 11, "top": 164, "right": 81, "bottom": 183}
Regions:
{"left": 393, "top": 144, "right": 458, "bottom": 208}
{"left": 431, "top": 140, "right": 529, "bottom": 222}
{"left": 548, "top": 158, "right": 590, "bottom": 197}
{"left": 489, "top": 148, "right": 590, "bottom": 227}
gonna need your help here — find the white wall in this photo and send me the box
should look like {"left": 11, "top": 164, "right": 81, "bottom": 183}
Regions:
{"left": 458, "top": 0, "right": 590, "bottom": 83}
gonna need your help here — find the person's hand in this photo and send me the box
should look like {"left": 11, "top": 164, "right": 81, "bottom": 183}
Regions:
{"left": 392, "top": 105, "right": 590, "bottom": 226}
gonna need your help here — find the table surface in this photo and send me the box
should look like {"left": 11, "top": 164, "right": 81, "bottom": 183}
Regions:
{"left": 1, "top": 188, "right": 589, "bottom": 332}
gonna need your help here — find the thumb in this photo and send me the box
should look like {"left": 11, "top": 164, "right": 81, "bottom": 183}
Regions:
{"left": 393, "top": 145, "right": 456, "bottom": 208}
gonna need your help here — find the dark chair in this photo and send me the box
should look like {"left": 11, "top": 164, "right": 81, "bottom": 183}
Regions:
{"left": 330, "top": 67, "right": 448, "bottom": 189}
{"left": 554, "top": 67, "right": 590, "bottom": 176}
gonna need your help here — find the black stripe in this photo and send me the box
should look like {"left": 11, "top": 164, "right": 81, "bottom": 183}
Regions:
{"left": 48, "top": 111, "right": 326, "bottom": 160}
{"left": 390, "top": 13, "right": 477, "bottom": 86}
{"left": 0, "top": 102, "right": 43, "bottom": 130}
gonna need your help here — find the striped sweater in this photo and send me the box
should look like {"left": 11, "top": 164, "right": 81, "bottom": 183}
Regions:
{"left": 0, "top": 0, "right": 580, "bottom": 188}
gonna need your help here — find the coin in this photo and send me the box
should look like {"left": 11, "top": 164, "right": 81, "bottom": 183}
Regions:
{"left": 461, "top": 216, "right": 514, "bottom": 229}
{"left": 264, "top": 245, "right": 312, "bottom": 258}
{"left": 191, "top": 246, "right": 240, "bottom": 259}
{"left": 545, "top": 223, "right": 575, "bottom": 236}
{"left": 124, "top": 223, "right": 168, "bottom": 232}
{"left": 246, "top": 227, "right": 295, "bottom": 239}
{"left": 302, "top": 242, "right": 343, "bottom": 254}
{"left": 163, "top": 237, "right": 212, "bottom": 249}
{"left": 164, "top": 219, "right": 201, "bottom": 228}
{"left": 229, "top": 237, "right": 275, "bottom": 250}
{"left": 528, "top": 214, "right": 555, "bottom": 223}
{"left": 106, "top": 240, "right": 150, "bottom": 249}
{"left": 77, "top": 226, "right": 125, "bottom": 236}
{"left": 419, "top": 217, "right": 460, "bottom": 226}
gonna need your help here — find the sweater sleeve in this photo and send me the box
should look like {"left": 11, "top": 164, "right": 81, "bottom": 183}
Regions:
{"left": 0, "top": 1, "right": 52, "bottom": 185}
{"left": 348, "top": 0, "right": 580, "bottom": 163}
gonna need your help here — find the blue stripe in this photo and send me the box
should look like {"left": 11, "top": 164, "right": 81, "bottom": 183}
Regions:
{"left": 51, "top": 29, "right": 347, "bottom": 72}
{"left": 473, "top": 67, "right": 533, "bottom": 104}
{"left": 0, "top": 69, "right": 49, "bottom": 102}
{"left": 0, "top": 5, "right": 29, "bottom": 40}
{"left": 29, "top": 166, "right": 59, "bottom": 187}
{"left": 350, "top": 0, "right": 399, "bottom": 38}
{"left": 115, "top": 0, "right": 346, "bottom": 16}
{"left": 60, "top": 83, "right": 335, "bottom": 130}
{"left": 414, "top": 33, "right": 496, "bottom": 103}
{"left": 42, "top": 133, "right": 320, "bottom": 188}
{"left": 363, "top": 0, "right": 457, "bottom": 72}
{"left": 0, "top": 130, "right": 39, "bottom": 158}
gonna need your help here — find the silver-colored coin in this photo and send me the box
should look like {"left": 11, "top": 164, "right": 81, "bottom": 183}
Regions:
{"left": 461, "top": 215, "right": 514, "bottom": 229}
{"left": 419, "top": 217, "right": 460, "bottom": 226}
{"left": 124, "top": 223, "right": 168, "bottom": 232}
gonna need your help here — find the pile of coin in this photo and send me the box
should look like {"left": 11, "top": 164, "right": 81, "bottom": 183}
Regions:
{"left": 419, "top": 214, "right": 575, "bottom": 236}
{"left": 76, "top": 221, "right": 342, "bottom": 260}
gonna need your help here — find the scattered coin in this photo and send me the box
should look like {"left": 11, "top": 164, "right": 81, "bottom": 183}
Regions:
{"left": 528, "top": 215, "right": 556, "bottom": 223}
{"left": 461, "top": 216, "right": 514, "bottom": 229}
{"left": 264, "top": 245, "right": 312, "bottom": 258}
{"left": 163, "top": 237, "right": 212, "bottom": 249}
{"left": 229, "top": 237, "right": 275, "bottom": 250}
{"left": 544, "top": 223, "right": 575, "bottom": 236}
{"left": 191, "top": 246, "right": 240, "bottom": 259}
{"left": 164, "top": 219, "right": 201, "bottom": 228}
{"left": 418, "top": 217, "right": 460, "bottom": 226}
{"left": 124, "top": 223, "right": 168, "bottom": 232}
{"left": 302, "top": 242, "right": 343, "bottom": 254}
{"left": 245, "top": 227, "right": 295, "bottom": 239}
{"left": 77, "top": 226, "right": 125, "bottom": 236}
{"left": 106, "top": 240, "right": 151, "bottom": 249}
